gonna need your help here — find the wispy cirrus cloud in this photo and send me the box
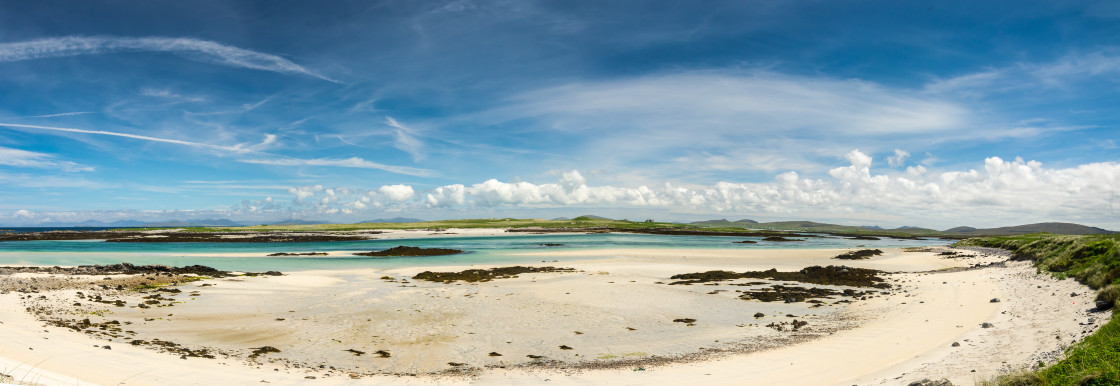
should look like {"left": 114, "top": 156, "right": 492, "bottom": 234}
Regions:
{"left": 0, "top": 36, "right": 338, "bottom": 83}
{"left": 0, "top": 146, "right": 94, "bottom": 172}
{"left": 1, "top": 111, "right": 96, "bottom": 119}
{"left": 0, "top": 122, "right": 431, "bottom": 177}
{"left": 0, "top": 122, "right": 248, "bottom": 152}
{"left": 240, "top": 157, "right": 436, "bottom": 177}
{"left": 384, "top": 116, "right": 425, "bottom": 162}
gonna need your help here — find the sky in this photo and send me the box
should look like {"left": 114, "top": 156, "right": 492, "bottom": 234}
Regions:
{"left": 0, "top": 0, "right": 1119, "bottom": 229}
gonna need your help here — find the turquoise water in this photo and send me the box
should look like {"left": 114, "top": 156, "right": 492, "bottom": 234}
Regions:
{"left": 0, "top": 233, "right": 950, "bottom": 271}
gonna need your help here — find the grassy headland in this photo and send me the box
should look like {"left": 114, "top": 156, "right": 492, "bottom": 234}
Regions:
{"left": 957, "top": 234, "right": 1120, "bottom": 385}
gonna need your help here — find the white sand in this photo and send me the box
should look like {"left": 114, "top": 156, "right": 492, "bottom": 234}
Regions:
{"left": 0, "top": 246, "right": 1109, "bottom": 385}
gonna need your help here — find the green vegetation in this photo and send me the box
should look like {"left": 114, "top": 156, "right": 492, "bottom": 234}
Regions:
{"left": 957, "top": 234, "right": 1120, "bottom": 385}
{"left": 956, "top": 234, "right": 1120, "bottom": 288}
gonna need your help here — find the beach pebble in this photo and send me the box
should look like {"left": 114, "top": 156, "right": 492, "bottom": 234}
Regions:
{"left": 951, "top": 342, "right": 960, "bottom": 347}
{"left": 981, "top": 322, "right": 994, "bottom": 328}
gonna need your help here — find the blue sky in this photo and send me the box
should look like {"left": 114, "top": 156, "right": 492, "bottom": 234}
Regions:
{"left": 1, "top": 0, "right": 1119, "bottom": 229}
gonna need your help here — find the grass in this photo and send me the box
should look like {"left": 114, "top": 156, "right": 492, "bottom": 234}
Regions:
{"left": 956, "top": 233, "right": 1120, "bottom": 385}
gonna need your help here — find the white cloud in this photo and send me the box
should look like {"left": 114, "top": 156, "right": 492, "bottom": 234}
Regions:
{"left": 385, "top": 117, "right": 425, "bottom": 162}
{"left": 0, "top": 36, "right": 337, "bottom": 82}
{"left": 443, "top": 69, "right": 975, "bottom": 176}
{"left": 264, "top": 153, "right": 1120, "bottom": 229}
{"left": 0, "top": 122, "right": 247, "bottom": 152}
{"left": 0, "top": 147, "right": 94, "bottom": 172}
{"left": 378, "top": 184, "right": 415, "bottom": 201}
{"left": 426, "top": 184, "right": 465, "bottom": 207}
{"left": 3, "top": 111, "right": 95, "bottom": 119}
{"left": 287, "top": 185, "right": 323, "bottom": 201}
{"left": 241, "top": 157, "right": 435, "bottom": 177}
{"left": 887, "top": 149, "right": 910, "bottom": 168}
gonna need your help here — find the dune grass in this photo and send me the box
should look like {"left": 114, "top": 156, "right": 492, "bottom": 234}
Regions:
{"left": 957, "top": 234, "right": 1120, "bottom": 385}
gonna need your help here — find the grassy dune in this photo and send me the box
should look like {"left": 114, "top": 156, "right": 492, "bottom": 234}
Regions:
{"left": 957, "top": 234, "right": 1120, "bottom": 385}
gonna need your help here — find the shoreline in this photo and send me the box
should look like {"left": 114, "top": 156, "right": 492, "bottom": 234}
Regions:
{"left": 0, "top": 246, "right": 1109, "bottom": 385}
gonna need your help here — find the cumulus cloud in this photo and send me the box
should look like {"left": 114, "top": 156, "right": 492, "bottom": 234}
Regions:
{"left": 377, "top": 184, "right": 415, "bottom": 201}
{"left": 262, "top": 151, "right": 1120, "bottom": 229}
{"left": 887, "top": 149, "right": 910, "bottom": 168}
{"left": 7, "top": 151, "right": 1117, "bottom": 229}
{"left": 0, "top": 36, "right": 337, "bottom": 82}
{"left": 0, "top": 146, "right": 94, "bottom": 172}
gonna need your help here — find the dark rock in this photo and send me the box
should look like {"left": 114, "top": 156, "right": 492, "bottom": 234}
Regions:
{"left": 951, "top": 342, "right": 960, "bottom": 347}
{"left": 267, "top": 252, "right": 328, "bottom": 256}
{"left": 1096, "top": 300, "right": 1114, "bottom": 310}
{"left": 990, "top": 298, "right": 1000, "bottom": 303}
{"left": 413, "top": 266, "right": 577, "bottom": 283}
{"left": 762, "top": 236, "right": 804, "bottom": 242}
{"left": 249, "top": 346, "right": 281, "bottom": 358}
{"left": 733, "top": 240, "right": 758, "bottom": 244}
{"left": 673, "top": 318, "right": 697, "bottom": 324}
{"left": 907, "top": 379, "right": 953, "bottom": 386}
{"left": 669, "top": 265, "right": 890, "bottom": 288}
{"left": 754, "top": 312, "right": 765, "bottom": 318}
{"left": 834, "top": 249, "right": 883, "bottom": 260}
{"left": 354, "top": 246, "right": 463, "bottom": 257}
{"left": 981, "top": 322, "right": 994, "bottom": 328}
{"left": 488, "top": 352, "right": 502, "bottom": 357}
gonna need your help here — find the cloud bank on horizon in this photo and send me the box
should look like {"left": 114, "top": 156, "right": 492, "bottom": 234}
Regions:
{"left": 0, "top": 1, "right": 1118, "bottom": 229}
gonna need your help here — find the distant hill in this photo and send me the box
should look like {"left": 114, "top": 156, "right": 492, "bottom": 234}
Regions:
{"left": 551, "top": 217, "right": 571, "bottom": 221}
{"left": 946, "top": 222, "right": 1115, "bottom": 236}
{"left": 572, "top": 215, "right": 614, "bottom": 220}
{"left": 356, "top": 217, "right": 424, "bottom": 224}
{"left": 691, "top": 219, "right": 758, "bottom": 226}
{"left": 141, "top": 219, "right": 245, "bottom": 227}
{"left": 270, "top": 219, "right": 329, "bottom": 225}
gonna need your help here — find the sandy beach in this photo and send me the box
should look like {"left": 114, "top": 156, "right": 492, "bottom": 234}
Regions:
{"left": 0, "top": 242, "right": 1108, "bottom": 385}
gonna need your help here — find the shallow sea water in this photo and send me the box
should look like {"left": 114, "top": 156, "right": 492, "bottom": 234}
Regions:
{"left": 0, "top": 232, "right": 949, "bottom": 271}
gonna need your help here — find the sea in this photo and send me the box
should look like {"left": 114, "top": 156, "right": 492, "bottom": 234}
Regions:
{"left": 0, "top": 230, "right": 950, "bottom": 272}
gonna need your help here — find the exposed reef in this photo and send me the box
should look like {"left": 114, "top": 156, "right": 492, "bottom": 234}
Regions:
{"left": 833, "top": 249, "right": 883, "bottom": 260}
{"left": 667, "top": 265, "right": 891, "bottom": 288}
{"left": 413, "top": 266, "right": 578, "bottom": 283}
{"left": 353, "top": 246, "right": 464, "bottom": 257}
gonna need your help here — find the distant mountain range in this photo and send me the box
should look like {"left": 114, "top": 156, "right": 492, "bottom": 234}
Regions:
{"left": 690, "top": 219, "right": 1115, "bottom": 236}
{"left": 943, "top": 222, "right": 1114, "bottom": 235}
{"left": 690, "top": 219, "right": 759, "bottom": 226}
